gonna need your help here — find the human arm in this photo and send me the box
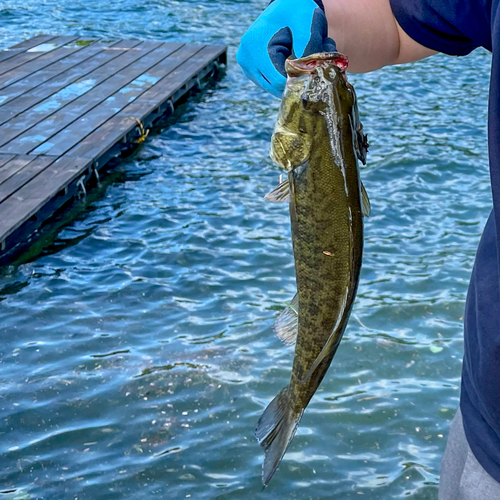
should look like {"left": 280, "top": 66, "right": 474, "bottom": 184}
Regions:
{"left": 323, "top": 0, "right": 437, "bottom": 73}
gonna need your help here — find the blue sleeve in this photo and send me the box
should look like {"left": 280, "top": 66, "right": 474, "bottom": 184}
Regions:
{"left": 389, "top": 0, "right": 491, "bottom": 56}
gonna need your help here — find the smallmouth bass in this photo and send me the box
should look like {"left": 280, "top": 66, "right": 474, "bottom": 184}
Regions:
{"left": 256, "top": 52, "right": 370, "bottom": 486}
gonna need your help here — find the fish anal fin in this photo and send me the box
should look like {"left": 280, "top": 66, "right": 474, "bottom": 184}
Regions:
{"left": 273, "top": 293, "right": 299, "bottom": 345}
{"left": 255, "top": 387, "right": 303, "bottom": 486}
{"left": 265, "top": 178, "right": 290, "bottom": 203}
{"left": 360, "top": 182, "right": 371, "bottom": 217}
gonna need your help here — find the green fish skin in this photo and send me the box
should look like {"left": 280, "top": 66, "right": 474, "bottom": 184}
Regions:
{"left": 256, "top": 52, "right": 369, "bottom": 487}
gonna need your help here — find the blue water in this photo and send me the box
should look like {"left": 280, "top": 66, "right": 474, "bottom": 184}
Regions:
{"left": 0, "top": 1, "right": 493, "bottom": 499}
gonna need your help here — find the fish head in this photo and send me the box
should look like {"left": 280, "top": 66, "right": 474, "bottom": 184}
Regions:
{"left": 285, "top": 52, "right": 349, "bottom": 87}
{"left": 270, "top": 53, "right": 368, "bottom": 169}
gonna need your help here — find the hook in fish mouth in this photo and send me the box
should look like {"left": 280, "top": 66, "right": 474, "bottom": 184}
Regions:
{"left": 285, "top": 52, "right": 349, "bottom": 77}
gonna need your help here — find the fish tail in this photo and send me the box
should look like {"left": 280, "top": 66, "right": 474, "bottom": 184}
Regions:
{"left": 255, "top": 386, "right": 303, "bottom": 486}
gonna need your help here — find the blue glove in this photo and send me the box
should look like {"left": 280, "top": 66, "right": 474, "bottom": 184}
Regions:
{"left": 237, "top": 0, "right": 337, "bottom": 98}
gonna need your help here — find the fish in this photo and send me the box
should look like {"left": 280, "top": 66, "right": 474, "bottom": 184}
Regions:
{"left": 256, "top": 52, "right": 370, "bottom": 486}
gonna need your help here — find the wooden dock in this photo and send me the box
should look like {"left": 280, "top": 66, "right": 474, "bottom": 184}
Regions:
{"left": 0, "top": 35, "right": 226, "bottom": 264}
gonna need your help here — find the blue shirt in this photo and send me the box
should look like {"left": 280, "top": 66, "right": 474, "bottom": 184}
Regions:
{"left": 389, "top": 0, "right": 500, "bottom": 483}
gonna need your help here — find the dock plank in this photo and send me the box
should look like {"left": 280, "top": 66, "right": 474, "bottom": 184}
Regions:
{"left": 0, "top": 40, "right": 145, "bottom": 125}
{"left": 0, "top": 42, "right": 185, "bottom": 155}
{"left": 124, "top": 44, "right": 226, "bottom": 108}
{"left": 0, "top": 35, "right": 58, "bottom": 64}
{"left": 0, "top": 154, "right": 16, "bottom": 170}
{"left": 0, "top": 39, "right": 95, "bottom": 91}
{"left": 65, "top": 46, "right": 225, "bottom": 160}
{"left": 0, "top": 38, "right": 106, "bottom": 92}
{"left": 0, "top": 156, "right": 90, "bottom": 242}
{"left": 0, "top": 36, "right": 80, "bottom": 77}
{"left": 0, "top": 156, "right": 35, "bottom": 186}
{"left": 0, "top": 40, "right": 119, "bottom": 108}
{"left": 5, "top": 36, "right": 58, "bottom": 51}
{"left": 65, "top": 45, "right": 225, "bottom": 160}
{"left": 31, "top": 44, "right": 200, "bottom": 156}
{"left": 0, "top": 156, "right": 55, "bottom": 204}
{"left": 0, "top": 40, "right": 149, "bottom": 141}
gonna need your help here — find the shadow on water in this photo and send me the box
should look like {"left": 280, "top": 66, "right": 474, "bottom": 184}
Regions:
{"left": 0, "top": 279, "right": 30, "bottom": 301}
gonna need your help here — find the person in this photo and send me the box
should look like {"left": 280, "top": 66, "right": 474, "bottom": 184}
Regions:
{"left": 237, "top": 1, "right": 500, "bottom": 498}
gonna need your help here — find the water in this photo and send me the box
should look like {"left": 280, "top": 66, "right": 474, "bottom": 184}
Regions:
{"left": 0, "top": 1, "right": 493, "bottom": 499}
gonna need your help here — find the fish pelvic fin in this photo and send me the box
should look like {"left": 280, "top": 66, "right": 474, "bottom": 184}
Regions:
{"left": 255, "top": 387, "right": 303, "bottom": 486}
{"left": 264, "top": 178, "right": 290, "bottom": 203}
{"left": 273, "top": 293, "right": 299, "bottom": 345}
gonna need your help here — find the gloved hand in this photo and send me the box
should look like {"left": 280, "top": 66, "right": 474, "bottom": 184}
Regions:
{"left": 237, "top": 0, "right": 337, "bottom": 98}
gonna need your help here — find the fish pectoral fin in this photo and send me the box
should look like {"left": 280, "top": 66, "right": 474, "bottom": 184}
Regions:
{"left": 255, "top": 386, "right": 303, "bottom": 487}
{"left": 361, "top": 182, "right": 371, "bottom": 217}
{"left": 264, "top": 178, "right": 291, "bottom": 203}
{"left": 273, "top": 293, "right": 299, "bottom": 345}
{"left": 300, "top": 330, "right": 343, "bottom": 384}
{"left": 270, "top": 129, "right": 312, "bottom": 170}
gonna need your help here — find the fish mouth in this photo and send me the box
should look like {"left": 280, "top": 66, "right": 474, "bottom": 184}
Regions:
{"left": 285, "top": 52, "right": 349, "bottom": 78}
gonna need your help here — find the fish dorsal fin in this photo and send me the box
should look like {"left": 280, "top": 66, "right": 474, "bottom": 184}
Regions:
{"left": 356, "top": 129, "right": 369, "bottom": 165}
{"left": 300, "top": 328, "right": 344, "bottom": 384}
{"left": 348, "top": 104, "right": 369, "bottom": 165}
{"left": 360, "top": 182, "right": 371, "bottom": 217}
{"left": 264, "top": 178, "right": 290, "bottom": 203}
{"left": 273, "top": 293, "right": 299, "bottom": 345}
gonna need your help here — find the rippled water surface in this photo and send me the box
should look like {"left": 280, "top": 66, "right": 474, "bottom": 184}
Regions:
{"left": 0, "top": 1, "right": 493, "bottom": 499}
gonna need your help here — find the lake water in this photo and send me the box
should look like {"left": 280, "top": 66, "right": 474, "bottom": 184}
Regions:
{"left": 0, "top": 1, "right": 493, "bottom": 499}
